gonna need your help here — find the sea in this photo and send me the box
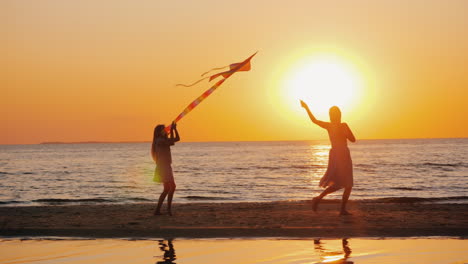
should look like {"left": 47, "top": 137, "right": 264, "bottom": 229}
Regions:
{"left": 0, "top": 138, "right": 467, "bottom": 206}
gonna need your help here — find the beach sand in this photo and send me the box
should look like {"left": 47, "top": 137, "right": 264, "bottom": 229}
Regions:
{"left": 1, "top": 200, "right": 467, "bottom": 238}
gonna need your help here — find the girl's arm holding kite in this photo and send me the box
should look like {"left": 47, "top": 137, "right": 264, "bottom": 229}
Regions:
{"left": 153, "top": 122, "right": 180, "bottom": 159}
{"left": 169, "top": 122, "right": 180, "bottom": 144}
{"left": 157, "top": 123, "right": 180, "bottom": 147}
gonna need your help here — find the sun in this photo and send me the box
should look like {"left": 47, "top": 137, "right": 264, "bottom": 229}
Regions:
{"left": 283, "top": 54, "right": 363, "bottom": 117}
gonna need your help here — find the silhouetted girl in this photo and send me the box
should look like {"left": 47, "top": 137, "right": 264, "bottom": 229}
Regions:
{"left": 301, "top": 100, "right": 356, "bottom": 215}
{"left": 151, "top": 122, "right": 180, "bottom": 216}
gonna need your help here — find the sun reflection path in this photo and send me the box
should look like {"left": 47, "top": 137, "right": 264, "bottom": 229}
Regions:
{"left": 307, "top": 144, "right": 330, "bottom": 185}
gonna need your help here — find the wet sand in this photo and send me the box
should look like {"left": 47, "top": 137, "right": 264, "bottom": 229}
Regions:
{"left": 1, "top": 200, "right": 467, "bottom": 238}
{"left": 2, "top": 238, "right": 468, "bottom": 264}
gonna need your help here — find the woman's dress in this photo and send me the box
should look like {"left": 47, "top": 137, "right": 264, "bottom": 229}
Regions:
{"left": 318, "top": 123, "right": 353, "bottom": 188}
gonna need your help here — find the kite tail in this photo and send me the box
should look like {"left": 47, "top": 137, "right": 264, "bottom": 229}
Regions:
{"left": 176, "top": 64, "right": 230, "bottom": 87}
{"left": 167, "top": 52, "right": 256, "bottom": 133}
{"left": 175, "top": 76, "right": 210, "bottom": 87}
{"left": 201, "top": 65, "right": 230, "bottom": 77}
{"left": 165, "top": 78, "right": 227, "bottom": 133}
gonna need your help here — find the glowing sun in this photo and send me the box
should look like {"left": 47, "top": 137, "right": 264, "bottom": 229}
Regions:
{"left": 284, "top": 54, "right": 363, "bottom": 115}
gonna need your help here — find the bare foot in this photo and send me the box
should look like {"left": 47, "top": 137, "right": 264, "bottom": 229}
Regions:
{"left": 339, "top": 210, "right": 352, "bottom": 216}
{"left": 154, "top": 211, "right": 162, "bottom": 216}
{"left": 312, "top": 197, "right": 320, "bottom": 212}
{"left": 167, "top": 210, "right": 173, "bottom": 216}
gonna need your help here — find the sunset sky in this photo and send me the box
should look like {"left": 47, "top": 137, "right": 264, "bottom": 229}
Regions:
{"left": 2, "top": 0, "right": 467, "bottom": 144}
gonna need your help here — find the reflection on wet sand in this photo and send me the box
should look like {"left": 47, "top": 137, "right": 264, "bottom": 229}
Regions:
{"left": 156, "top": 239, "right": 176, "bottom": 264}
{"left": 314, "top": 238, "right": 353, "bottom": 264}
{"left": 155, "top": 238, "right": 354, "bottom": 264}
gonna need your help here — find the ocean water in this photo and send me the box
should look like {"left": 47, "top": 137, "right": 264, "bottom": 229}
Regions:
{"left": 0, "top": 138, "right": 467, "bottom": 206}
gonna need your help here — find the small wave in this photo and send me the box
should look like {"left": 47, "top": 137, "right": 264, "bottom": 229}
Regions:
{"left": 390, "top": 187, "right": 424, "bottom": 191}
{"left": 127, "top": 197, "right": 152, "bottom": 202}
{"left": 33, "top": 198, "right": 113, "bottom": 204}
{"left": 232, "top": 167, "right": 250, "bottom": 170}
{"left": 181, "top": 196, "right": 234, "bottom": 201}
{"left": 176, "top": 188, "right": 195, "bottom": 192}
{"left": 355, "top": 164, "right": 377, "bottom": 173}
{"left": 368, "top": 196, "right": 468, "bottom": 204}
{"left": 292, "top": 186, "right": 311, "bottom": 190}
{"left": 0, "top": 201, "right": 23, "bottom": 205}
{"left": 239, "top": 165, "right": 324, "bottom": 171}
{"left": 256, "top": 166, "right": 281, "bottom": 170}
{"left": 422, "top": 162, "right": 467, "bottom": 168}
{"left": 211, "top": 190, "right": 235, "bottom": 194}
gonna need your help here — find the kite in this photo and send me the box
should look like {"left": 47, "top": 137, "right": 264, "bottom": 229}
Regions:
{"left": 164, "top": 52, "right": 257, "bottom": 133}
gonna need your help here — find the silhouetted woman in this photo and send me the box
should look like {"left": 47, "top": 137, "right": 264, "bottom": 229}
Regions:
{"left": 151, "top": 122, "right": 180, "bottom": 216}
{"left": 301, "top": 100, "right": 356, "bottom": 215}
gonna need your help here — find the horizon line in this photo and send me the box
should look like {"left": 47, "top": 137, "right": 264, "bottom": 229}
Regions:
{"left": 0, "top": 137, "right": 467, "bottom": 146}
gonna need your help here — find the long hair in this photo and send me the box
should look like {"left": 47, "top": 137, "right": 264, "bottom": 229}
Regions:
{"left": 151, "top": 124, "right": 166, "bottom": 162}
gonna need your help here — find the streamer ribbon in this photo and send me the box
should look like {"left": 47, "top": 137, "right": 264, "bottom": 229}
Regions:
{"left": 166, "top": 52, "right": 257, "bottom": 132}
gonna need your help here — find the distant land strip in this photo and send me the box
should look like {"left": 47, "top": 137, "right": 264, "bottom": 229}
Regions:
{"left": 40, "top": 141, "right": 151, "bottom": 144}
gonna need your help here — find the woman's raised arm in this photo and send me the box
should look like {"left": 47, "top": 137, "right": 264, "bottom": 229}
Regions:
{"left": 300, "top": 100, "right": 328, "bottom": 129}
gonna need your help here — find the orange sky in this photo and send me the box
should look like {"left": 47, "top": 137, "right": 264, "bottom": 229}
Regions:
{"left": 2, "top": 0, "right": 467, "bottom": 144}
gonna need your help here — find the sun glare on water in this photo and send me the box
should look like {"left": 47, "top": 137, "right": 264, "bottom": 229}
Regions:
{"left": 283, "top": 54, "right": 363, "bottom": 117}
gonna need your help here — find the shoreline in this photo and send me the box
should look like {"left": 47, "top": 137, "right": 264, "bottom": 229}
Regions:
{"left": 1, "top": 200, "right": 467, "bottom": 239}
{"left": 2, "top": 195, "right": 466, "bottom": 207}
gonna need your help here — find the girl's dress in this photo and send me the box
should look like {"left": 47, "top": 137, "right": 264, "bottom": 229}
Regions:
{"left": 153, "top": 138, "right": 175, "bottom": 183}
{"left": 318, "top": 122, "right": 353, "bottom": 188}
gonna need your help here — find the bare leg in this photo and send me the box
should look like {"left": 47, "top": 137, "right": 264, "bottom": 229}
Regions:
{"left": 312, "top": 185, "right": 341, "bottom": 212}
{"left": 155, "top": 183, "right": 171, "bottom": 215}
{"left": 154, "top": 191, "right": 167, "bottom": 215}
{"left": 166, "top": 183, "right": 176, "bottom": 216}
{"left": 340, "top": 187, "right": 352, "bottom": 215}
{"left": 167, "top": 191, "right": 174, "bottom": 216}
